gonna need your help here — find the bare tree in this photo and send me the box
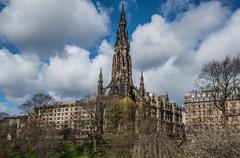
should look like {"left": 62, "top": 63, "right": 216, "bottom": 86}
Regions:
{"left": 16, "top": 93, "right": 61, "bottom": 158}
{"left": 19, "top": 93, "right": 56, "bottom": 125}
{"left": 102, "top": 97, "right": 177, "bottom": 158}
{"left": 20, "top": 93, "right": 55, "bottom": 114}
{"left": 132, "top": 119, "right": 177, "bottom": 158}
{"left": 196, "top": 55, "right": 240, "bottom": 127}
{"left": 183, "top": 127, "right": 240, "bottom": 158}
{"left": 0, "top": 119, "right": 12, "bottom": 158}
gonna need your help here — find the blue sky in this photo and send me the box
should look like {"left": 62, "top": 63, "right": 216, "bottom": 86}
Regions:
{"left": 0, "top": 0, "right": 240, "bottom": 115}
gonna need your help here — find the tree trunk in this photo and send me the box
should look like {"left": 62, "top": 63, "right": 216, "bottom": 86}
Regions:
{"left": 93, "top": 134, "right": 97, "bottom": 153}
{"left": 222, "top": 108, "right": 227, "bottom": 128}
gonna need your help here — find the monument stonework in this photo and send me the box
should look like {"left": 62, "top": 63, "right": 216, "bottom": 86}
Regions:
{"left": 96, "top": 5, "right": 183, "bottom": 138}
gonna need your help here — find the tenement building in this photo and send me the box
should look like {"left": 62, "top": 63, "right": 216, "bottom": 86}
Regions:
{"left": 95, "top": 5, "right": 183, "bottom": 138}
{"left": 184, "top": 89, "right": 240, "bottom": 135}
{"left": 36, "top": 99, "right": 96, "bottom": 138}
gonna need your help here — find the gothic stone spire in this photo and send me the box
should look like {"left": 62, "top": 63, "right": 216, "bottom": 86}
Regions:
{"left": 109, "top": 4, "right": 134, "bottom": 99}
{"left": 98, "top": 68, "right": 104, "bottom": 95}
{"left": 119, "top": 4, "right": 126, "bottom": 30}
{"left": 139, "top": 71, "right": 145, "bottom": 97}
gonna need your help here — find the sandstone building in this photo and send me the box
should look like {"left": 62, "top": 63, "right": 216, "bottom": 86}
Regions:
{"left": 36, "top": 99, "right": 96, "bottom": 138}
{"left": 184, "top": 89, "right": 240, "bottom": 135}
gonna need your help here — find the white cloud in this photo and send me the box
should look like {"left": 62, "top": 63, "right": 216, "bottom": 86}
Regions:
{"left": 131, "top": 1, "right": 236, "bottom": 104}
{"left": 0, "top": 48, "right": 42, "bottom": 98}
{"left": 0, "top": 40, "right": 113, "bottom": 105}
{"left": 0, "top": 103, "right": 7, "bottom": 112}
{"left": 119, "top": 0, "right": 137, "bottom": 10}
{"left": 194, "top": 10, "right": 240, "bottom": 65}
{"left": 98, "top": 39, "right": 114, "bottom": 56}
{"left": 42, "top": 44, "right": 112, "bottom": 98}
{"left": 131, "top": 1, "right": 230, "bottom": 71}
{"left": 0, "top": 1, "right": 240, "bottom": 107}
{"left": 131, "top": 14, "right": 183, "bottom": 70}
{"left": 160, "top": 0, "right": 194, "bottom": 18}
{"left": 0, "top": 0, "right": 109, "bottom": 58}
{"left": 171, "top": 1, "right": 230, "bottom": 49}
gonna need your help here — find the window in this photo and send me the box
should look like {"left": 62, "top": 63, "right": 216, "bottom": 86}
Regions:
{"left": 192, "top": 110, "right": 196, "bottom": 115}
{"left": 232, "top": 103, "right": 237, "bottom": 108}
{"left": 233, "top": 116, "right": 238, "bottom": 122}
{"left": 208, "top": 109, "right": 212, "bottom": 115}
{"left": 233, "top": 109, "right": 237, "bottom": 115}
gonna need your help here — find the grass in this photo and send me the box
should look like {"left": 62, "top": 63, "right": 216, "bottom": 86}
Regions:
{"left": 9, "top": 142, "right": 112, "bottom": 158}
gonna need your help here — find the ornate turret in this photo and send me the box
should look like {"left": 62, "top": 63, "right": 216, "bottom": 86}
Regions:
{"left": 98, "top": 68, "right": 104, "bottom": 95}
{"left": 108, "top": 4, "right": 134, "bottom": 99}
{"left": 139, "top": 71, "right": 145, "bottom": 97}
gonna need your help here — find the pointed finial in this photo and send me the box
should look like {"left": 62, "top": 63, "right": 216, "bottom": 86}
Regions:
{"left": 119, "top": 3, "right": 126, "bottom": 28}
{"left": 139, "top": 71, "right": 145, "bottom": 96}
{"left": 121, "top": 3, "right": 125, "bottom": 15}
{"left": 140, "top": 71, "right": 144, "bottom": 83}
{"left": 99, "top": 68, "right": 103, "bottom": 81}
{"left": 151, "top": 92, "right": 156, "bottom": 104}
{"left": 98, "top": 68, "right": 104, "bottom": 95}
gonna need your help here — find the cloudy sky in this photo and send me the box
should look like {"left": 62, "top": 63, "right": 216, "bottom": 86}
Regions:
{"left": 0, "top": 0, "right": 240, "bottom": 114}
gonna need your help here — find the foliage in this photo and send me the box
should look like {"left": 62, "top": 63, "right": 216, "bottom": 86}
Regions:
{"left": 0, "top": 96, "right": 179, "bottom": 158}
{"left": 2, "top": 142, "right": 113, "bottom": 158}
{"left": 105, "top": 97, "right": 136, "bottom": 131}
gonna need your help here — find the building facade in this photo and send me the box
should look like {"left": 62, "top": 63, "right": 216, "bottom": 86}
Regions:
{"left": 0, "top": 116, "right": 27, "bottom": 140}
{"left": 150, "top": 94, "right": 183, "bottom": 137}
{"left": 184, "top": 89, "right": 240, "bottom": 135}
{"left": 36, "top": 99, "right": 96, "bottom": 138}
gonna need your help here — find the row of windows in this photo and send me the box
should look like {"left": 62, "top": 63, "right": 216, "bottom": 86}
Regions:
{"left": 187, "top": 102, "right": 238, "bottom": 109}
{"left": 186, "top": 108, "right": 239, "bottom": 116}
{"left": 43, "top": 115, "right": 93, "bottom": 121}
{"left": 41, "top": 111, "right": 92, "bottom": 117}
{"left": 46, "top": 120, "right": 93, "bottom": 125}
{"left": 55, "top": 125, "right": 94, "bottom": 130}
{"left": 39, "top": 106, "right": 94, "bottom": 113}
{"left": 186, "top": 116, "right": 240, "bottom": 122}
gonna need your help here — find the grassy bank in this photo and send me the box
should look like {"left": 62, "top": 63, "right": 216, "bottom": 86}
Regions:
{"left": 9, "top": 142, "right": 111, "bottom": 158}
